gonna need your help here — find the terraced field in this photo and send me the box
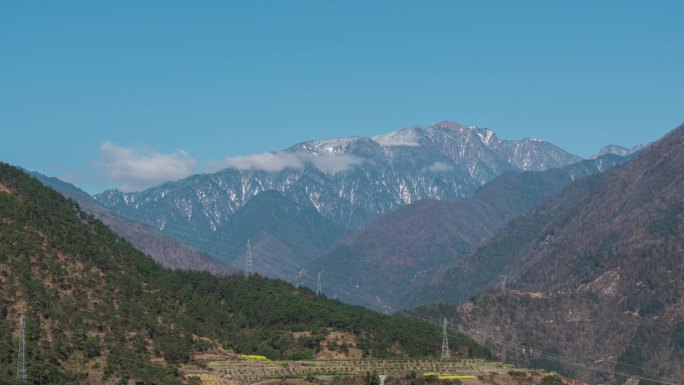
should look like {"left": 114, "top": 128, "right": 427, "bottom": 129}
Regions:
{"left": 189, "top": 359, "right": 517, "bottom": 384}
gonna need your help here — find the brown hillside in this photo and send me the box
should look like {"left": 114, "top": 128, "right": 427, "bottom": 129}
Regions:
{"left": 420, "top": 124, "right": 684, "bottom": 384}
{"left": 308, "top": 155, "right": 628, "bottom": 311}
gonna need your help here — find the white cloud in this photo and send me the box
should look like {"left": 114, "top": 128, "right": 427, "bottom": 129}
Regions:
{"left": 207, "top": 151, "right": 364, "bottom": 174}
{"left": 306, "top": 153, "right": 365, "bottom": 173}
{"left": 209, "top": 152, "right": 305, "bottom": 172}
{"left": 426, "top": 161, "right": 453, "bottom": 173}
{"left": 99, "top": 141, "right": 196, "bottom": 191}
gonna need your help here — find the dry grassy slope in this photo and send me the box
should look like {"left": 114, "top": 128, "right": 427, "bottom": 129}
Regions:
{"left": 432, "top": 124, "right": 684, "bottom": 385}
{"left": 408, "top": 171, "right": 610, "bottom": 306}
{"left": 450, "top": 290, "right": 683, "bottom": 385}
{"left": 510, "top": 125, "right": 684, "bottom": 294}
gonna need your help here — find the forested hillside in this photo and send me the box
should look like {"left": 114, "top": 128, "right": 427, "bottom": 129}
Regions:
{"left": 32, "top": 171, "right": 234, "bottom": 275}
{"left": 0, "top": 163, "right": 492, "bottom": 385}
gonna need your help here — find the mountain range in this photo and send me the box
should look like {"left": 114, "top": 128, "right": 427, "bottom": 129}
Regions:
{"left": 94, "top": 121, "right": 581, "bottom": 276}
{"left": 94, "top": 122, "right": 579, "bottom": 281}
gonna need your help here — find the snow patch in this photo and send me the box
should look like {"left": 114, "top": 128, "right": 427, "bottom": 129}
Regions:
{"left": 301, "top": 137, "right": 360, "bottom": 154}
{"left": 308, "top": 191, "right": 323, "bottom": 212}
{"left": 476, "top": 129, "right": 495, "bottom": 146}
{"left": 372, "top": 130, "right": 421, "bottom": 147}
{"left": 398, "top": 180, "right": 412, "bottom": 204}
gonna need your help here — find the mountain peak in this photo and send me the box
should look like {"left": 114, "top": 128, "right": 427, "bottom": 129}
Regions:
{"left": 430, "top": 121, "right": 498, "bottom": 145}
{"left": 371, "top": 126, "right": 423, "bottom": 147}
{"left": 372, "top": 121, "right": 500, "bottom": 148}
{"left": 431, "top": 120, "right": 466, "bottom": 130}
{"left": 591, "top": 143, "right": 645, "bottom": 159}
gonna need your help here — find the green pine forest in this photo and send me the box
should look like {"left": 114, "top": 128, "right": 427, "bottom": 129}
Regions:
{"left": 0, "top": 163, "right": 493, "bottom": 385}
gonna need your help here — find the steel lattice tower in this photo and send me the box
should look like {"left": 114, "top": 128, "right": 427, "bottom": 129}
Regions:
{"left": 441, "top": 317, "right": 450, "bottom": 361}
{"left": 245, "top": 239, "right": 253, "bottom": 276}
{"left": 295, "top": 268, "right": 305, "bottom": 288}
{"left": 316, "top": 272, "right": 322, "bottom": 296}
{"left": 17, "top": 314, "right": 27, "bottom": 383}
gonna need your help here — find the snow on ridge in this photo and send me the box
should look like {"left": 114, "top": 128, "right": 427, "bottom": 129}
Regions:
{"left": 296, "top": 121, "right": 479, "bottom": 149}
{"left": 300, "top": 137, "right": 361, "bottom": 153}
{"left": 372, "top": 129, "right": 422, "bottom": 147}
{"left": 476, "top": 129, "right": 496, "bottom": 146}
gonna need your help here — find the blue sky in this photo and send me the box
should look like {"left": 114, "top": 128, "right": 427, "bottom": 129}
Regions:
{"left": 1, "top": 1, "right": 682, "bottom": 193}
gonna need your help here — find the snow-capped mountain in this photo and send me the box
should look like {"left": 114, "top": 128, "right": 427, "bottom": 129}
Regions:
{"left": 94, "top": 121, "right": 581, "bottom": 265}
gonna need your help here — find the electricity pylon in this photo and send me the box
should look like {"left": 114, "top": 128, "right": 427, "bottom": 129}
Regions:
{"left": 499, "top": 274, "right": 507, "bottom": 289}
{"left": 316, "top": 272, "right": 322, "bottom": 296}
{"left": 17, "top": 314, "right": 27, "bottom": 383}
{"left": 244, "top": 239, "right": 253, "bottom": 276}
{"left": 441, "top": 317, "right": 450, "bottom": 361}
{"left": 295, "top": 268, "right": 306, "bottom": 288}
